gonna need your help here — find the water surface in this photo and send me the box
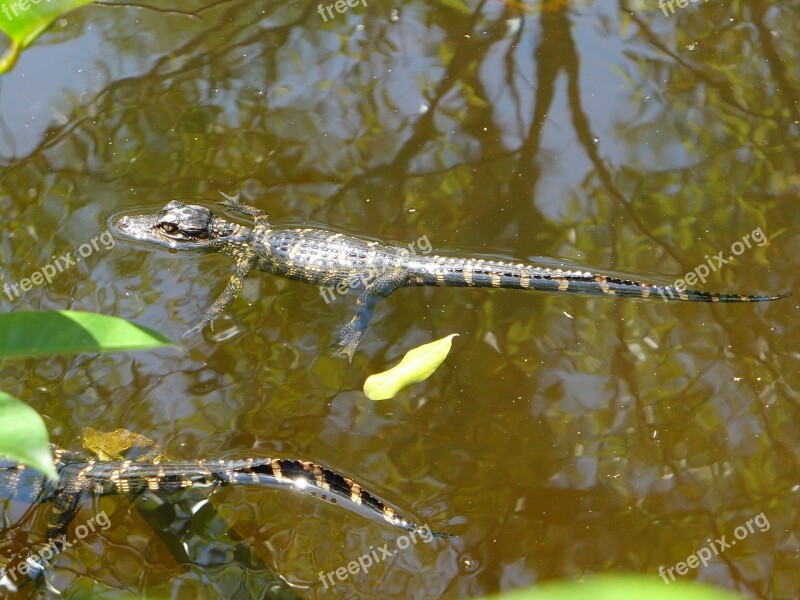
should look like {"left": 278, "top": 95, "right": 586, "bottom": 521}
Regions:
{"left": 0, "top": 1, "right": 798, "bottom": 598}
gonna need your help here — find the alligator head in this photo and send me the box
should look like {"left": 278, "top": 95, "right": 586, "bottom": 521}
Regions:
{"left": 112, "top": 201, "right": 243, "bottom": 251}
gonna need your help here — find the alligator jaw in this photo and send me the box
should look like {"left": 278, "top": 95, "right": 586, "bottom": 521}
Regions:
{"left": 111, "top": 202, "right": 235, "bottom": 252}
{"left": 112, "top": 213, "right": 186, "bottom": 250}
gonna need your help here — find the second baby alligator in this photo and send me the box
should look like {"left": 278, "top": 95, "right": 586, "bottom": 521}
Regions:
{"left": 1, "top": 446, "right": 443, "bottom": 586}
{"left": 113, "top": 193, "right": 790, "bottom": 359}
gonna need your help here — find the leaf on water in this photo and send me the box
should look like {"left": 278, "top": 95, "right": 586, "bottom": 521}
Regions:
{"left": 0, "top": 0, "right": 94, "bottom": 74}
{"left": 363, "top": 334, "right": 458, "bottom": 400}
{"left": 482, "top": 575, "right": 743, "bottom": 600}
{"left": 0, "top": 392, "right": 57, "bottom": 481}
{"left": 82, "top": 427, "right": 163, "bottom": 462}
{"left": 0, "top": 310, "right": 179, "bottom": 358}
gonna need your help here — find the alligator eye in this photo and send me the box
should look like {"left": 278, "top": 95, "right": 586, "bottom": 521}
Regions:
{"left": 159, "top": 222, "right": 179, "bottom": 234}
{"left": 178, "top": 228, "right": 208, "bottom": 239}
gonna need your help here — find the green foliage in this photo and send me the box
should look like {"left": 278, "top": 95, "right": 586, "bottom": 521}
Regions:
{"left": 0, "top": 392, "right": 57, "bottom": 480}
{"left": 364, "top": 334, "right": 458, "bottom": 400}
{"left": 0, "top": 0, "right": 94, "bottom": 73}
{"left": 0, "top": 310, "right": 178, "bottom": 358}
{"left": 482, "top": 576, "right": 742, "bottom": 600}
{"left": 0, "top": 310, "right": 176, "bottom": 478}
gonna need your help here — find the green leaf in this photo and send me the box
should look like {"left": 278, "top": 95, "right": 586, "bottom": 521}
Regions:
{"left": 363, "top": 334, "right": 457, "bottom": 400}
{"left": 0, "top": 392, "right": 57, "bottom": 481}
{"left": 0, "top": 311, "right": 178, "bottom": 358}
{"left": 0, "top": 0, "right": 94, "bottom": 74}
{"left": 482, "top": 576, "right": 742, "bottom": 600}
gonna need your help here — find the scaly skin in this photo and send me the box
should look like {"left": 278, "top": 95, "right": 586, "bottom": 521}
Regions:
{"left": 113, "top": 192, "right": 790, "bottom": 359}
{"left": 0, "top": 447, "right": 446, "bottom": 585}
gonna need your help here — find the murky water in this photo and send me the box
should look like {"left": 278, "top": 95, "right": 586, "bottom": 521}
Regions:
{"left": 1, "top": 0, "right": 798, "bottom": 598}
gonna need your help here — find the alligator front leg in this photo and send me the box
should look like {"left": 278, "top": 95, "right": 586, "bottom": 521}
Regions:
{"left": 184, "top": 255, "right": 256, "bottom": 337}
{"left": 218, "top": 191, "right": 269, "bottom": 226}
{"left": 331, "top": 278, "right": 398, "bottom": 361}
{"left": 0, "top": 491, "right": 84, "bottom": 591}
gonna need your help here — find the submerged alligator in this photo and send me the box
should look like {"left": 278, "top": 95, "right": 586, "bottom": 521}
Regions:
{"left": 0, "top": 447, "right": 444, "bottom": 585}
{"left": 113, "top": 193, "right": 790, "bottom": 359}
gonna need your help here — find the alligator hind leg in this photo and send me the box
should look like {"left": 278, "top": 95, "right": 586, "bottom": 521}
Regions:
{"left": 10, "top": 490, "right": 85, "bottom": 586}
{"left": 184, "top": 256, "right": 256, "bottom": 337}
{"left": 331, "top": 278, "right": 398, "bottom": 361}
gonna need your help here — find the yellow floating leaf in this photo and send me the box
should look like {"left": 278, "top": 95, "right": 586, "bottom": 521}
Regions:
{"left": 364, "top": 334, "right": 458, "bottom": 400}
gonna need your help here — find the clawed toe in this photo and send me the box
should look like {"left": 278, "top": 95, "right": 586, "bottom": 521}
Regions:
{"left": 330, "top": 326, "right": 362, "bottom": 362}
{"left": 183, "top": 320, "right": 208, "bottom": 338}
{"left": 218, "top": 190, "right": 241, "bottom": 206}
{"left": 217, "top": 190, "right": 268, "bottom": 221}
{"left": 331, "top": 345, "right": 356, "bottom": 363}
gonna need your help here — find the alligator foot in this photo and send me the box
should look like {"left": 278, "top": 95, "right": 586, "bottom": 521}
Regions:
{"left": 183, "top": 317, "right": 211, "bottom": 337}
{"left": 218, "top": 190, "right": 269, "bottom": 224}
{"left": 330, "top": 278, "right": 400, "bottom": 361}
{"left": 330, "top": 323, "right": 364, "bottom": 362}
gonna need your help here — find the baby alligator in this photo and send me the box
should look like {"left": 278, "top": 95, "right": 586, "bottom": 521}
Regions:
{"left": 1, "top": 447, "right": 444, "bottom": 584}
{"left": 113, "top": 193, "right": 790, "bottom": 359}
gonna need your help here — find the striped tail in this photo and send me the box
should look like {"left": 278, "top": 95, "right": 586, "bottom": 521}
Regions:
{"left": 226, "top": 458, "right": 453, "bottom": 538}
{"left": 406, "top": 256, "right": 790, "bottom": 303}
